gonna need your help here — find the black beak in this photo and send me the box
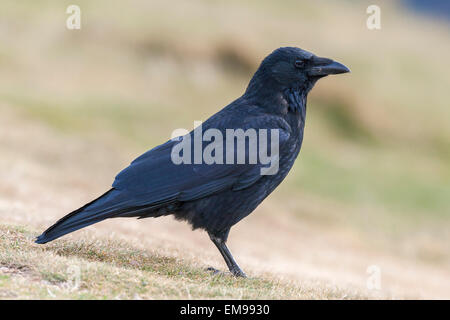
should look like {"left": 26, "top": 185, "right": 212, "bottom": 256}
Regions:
{"left": 308, "top": 56, "right": 350, "bottom": 77}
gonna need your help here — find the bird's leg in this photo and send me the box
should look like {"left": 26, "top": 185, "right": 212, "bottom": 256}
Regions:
{"left": 208, "top": 232, "right": 247, "bottom": 278}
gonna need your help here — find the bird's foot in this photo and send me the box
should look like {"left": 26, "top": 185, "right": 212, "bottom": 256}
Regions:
{"left": 230, "top": 268, "right": 247, "bottom": 278}
{"left": 205, "top": 267, "right": 247, "bottom": 278}
{"left": 205, "top": 267, "right": 227, "bottom": 276}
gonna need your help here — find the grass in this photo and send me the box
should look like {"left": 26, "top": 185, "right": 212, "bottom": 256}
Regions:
{"left": 0, "top": 225, "right": 367, "bottom": 299}
{"left": 291, "top": 147, "right": 450, "bottom": 217}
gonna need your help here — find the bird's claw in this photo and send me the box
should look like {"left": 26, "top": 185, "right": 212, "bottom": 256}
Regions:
{"left": 230, "top": 268, "right": 247, "bottom": 278}
{"left": 205, "top": 267, "right": 228, "bottom": 277}
{"left": 205, "top": 267, "right": 247, "bottom": 278}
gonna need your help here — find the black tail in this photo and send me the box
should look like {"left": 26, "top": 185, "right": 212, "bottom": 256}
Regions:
{"left": 35, "top": 186, "right": 179, "bottom": 244}
{"left": 35, "top": 189, "right": 121, "bottom": 244}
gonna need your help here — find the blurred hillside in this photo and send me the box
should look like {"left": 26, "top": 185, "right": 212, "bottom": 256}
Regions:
{"left": 0, "top": 0, "right": 449, "bottom": 298}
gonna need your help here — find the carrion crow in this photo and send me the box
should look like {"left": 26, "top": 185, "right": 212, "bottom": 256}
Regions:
{"left": 36, "top": 47, "right": 349, "bottom": 277}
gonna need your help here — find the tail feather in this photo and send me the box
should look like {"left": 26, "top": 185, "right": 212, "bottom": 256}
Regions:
{"left": 35, "top": 187, "right": 180, "bottom": 244}
{"left": 35, "top": 189, "right": 121, "bottom": 244}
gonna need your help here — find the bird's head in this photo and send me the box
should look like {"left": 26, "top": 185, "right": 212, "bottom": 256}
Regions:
{"left": 245, "top": 47, "right": 349, "bottom": 97}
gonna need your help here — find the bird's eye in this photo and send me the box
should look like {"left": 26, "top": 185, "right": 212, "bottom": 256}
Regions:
{"left": 294, "top": 60, "right": 304, "bottom": 68}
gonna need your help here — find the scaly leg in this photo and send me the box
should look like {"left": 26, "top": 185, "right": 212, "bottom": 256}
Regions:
{"left": 208, "top": 232, "right": 247, "bottom": 278}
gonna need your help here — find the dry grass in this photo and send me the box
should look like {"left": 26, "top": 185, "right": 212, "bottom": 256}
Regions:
{"left": 0, "top": 225, "right": 369, "bottom": 299}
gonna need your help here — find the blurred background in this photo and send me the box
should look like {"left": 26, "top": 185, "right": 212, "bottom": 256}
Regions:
{"left": 0, "top": 0, "right": 449, "bottom": 298}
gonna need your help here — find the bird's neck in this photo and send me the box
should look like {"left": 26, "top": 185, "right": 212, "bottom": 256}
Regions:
{"left": 244, "top": 71, "right": 313, "bottom": 122}
{"left": 244, "top": 83, "right": 308, "bottom": 121}
{"left": 284, "top": 88, "right": 307, "bottom": 124}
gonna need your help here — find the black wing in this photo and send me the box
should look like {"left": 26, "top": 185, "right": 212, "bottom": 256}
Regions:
{"left": 113, "top": 114, "right": 291, "bottom": 202}
{"left": 35, "top": 113, "right": 290, "bottom": 244}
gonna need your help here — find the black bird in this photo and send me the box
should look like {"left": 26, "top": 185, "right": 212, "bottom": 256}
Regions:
{"left": 36, "top": 47, "right": 349, "bottom": 277}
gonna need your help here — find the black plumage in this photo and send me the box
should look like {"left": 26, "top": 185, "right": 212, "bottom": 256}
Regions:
{"left": 36, "top": 47, "right": 349, "bottom": 277}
